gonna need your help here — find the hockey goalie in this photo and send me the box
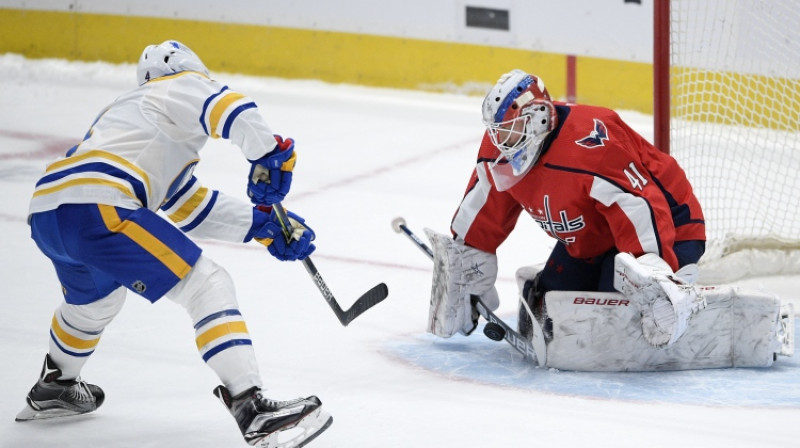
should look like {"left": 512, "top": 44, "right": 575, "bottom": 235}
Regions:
{"left": 425, "top": 68, "right": 794, "bottom": 371}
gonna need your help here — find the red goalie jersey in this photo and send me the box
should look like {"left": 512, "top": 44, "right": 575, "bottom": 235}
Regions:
{"left": 451, "top": 103, "right": 705, "bottom": 271}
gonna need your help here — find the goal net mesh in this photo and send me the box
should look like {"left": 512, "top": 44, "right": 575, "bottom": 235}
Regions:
{"left": 668, "top": 0, "right": 800, "bottom": 283}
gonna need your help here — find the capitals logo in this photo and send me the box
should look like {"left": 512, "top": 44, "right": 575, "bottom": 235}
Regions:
{"left": 527, "top": 195, "right": 585, "bottom": 245}
{"left": 575, "top": 118, "right": 609, "bottom": 148}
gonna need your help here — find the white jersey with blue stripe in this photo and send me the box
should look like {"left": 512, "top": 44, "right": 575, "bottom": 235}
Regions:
{"left": 29, "top": 71, "right": 276, "bottom": 242}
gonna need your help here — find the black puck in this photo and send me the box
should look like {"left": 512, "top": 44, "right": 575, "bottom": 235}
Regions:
{"left": 483, "top": 322, "right": 506, "bottom": 341}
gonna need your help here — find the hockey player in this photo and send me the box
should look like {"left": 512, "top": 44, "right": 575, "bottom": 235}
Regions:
{"left": 17, "top": 40, "right": 332, "bottom": 447}
{"left": 427, "top": 69, "right": 708, "bottom": 350}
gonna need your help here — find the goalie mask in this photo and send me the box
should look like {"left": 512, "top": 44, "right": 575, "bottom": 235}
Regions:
{"left": 482, "top": 69, "right": 557, "bottom": 190}
{"left": 137, "top": 40, "right": 209, "bottom": 85}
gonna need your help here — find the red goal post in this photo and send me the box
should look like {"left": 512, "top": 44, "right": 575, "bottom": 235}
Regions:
{"left": 653, "top": 0, "right": 800, "bottom": 284}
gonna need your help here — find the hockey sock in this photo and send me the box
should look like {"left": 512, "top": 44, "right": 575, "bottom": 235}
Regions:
{"left": 167, "top": 255, "right": 262, "bottom": 395}
{"left": 48, "top": 287, "right": 126, "bottom": 379}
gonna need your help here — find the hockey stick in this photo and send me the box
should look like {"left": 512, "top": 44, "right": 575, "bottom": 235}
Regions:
{"left": 272, "top": 204, "right": 388, "bottom": 326}
{"left": 391, "top": 217, "right": 543, "bottom": 365}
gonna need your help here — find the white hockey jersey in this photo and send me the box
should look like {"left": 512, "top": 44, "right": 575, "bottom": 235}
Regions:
{"left": 29, "top": 71, "right": 277, "bottom": 243}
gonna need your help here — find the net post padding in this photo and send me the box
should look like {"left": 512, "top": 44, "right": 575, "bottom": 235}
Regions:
{"left": 698, "top": 236, "right": 800, "bottom": 284}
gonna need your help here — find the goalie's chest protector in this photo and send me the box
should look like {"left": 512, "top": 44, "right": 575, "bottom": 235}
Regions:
{"left": 505, "top": 105, "right": 677, "bottom": 263}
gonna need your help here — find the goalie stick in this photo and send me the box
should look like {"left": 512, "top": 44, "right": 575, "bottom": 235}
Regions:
{"left": 272, "top": 203, "right": 388, "bottom": 326}
{"left": 391, "top": 217, "right": 544, "bottom": 366}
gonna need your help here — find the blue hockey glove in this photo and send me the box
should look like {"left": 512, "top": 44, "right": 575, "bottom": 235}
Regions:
{"left": 247, "top": 205, "right": 315, "bottom": 261}
{"left": 247, "top": 135, "right": 297, "bottom": 205}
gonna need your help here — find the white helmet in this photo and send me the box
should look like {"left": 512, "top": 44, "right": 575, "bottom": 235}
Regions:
{"left": 137, "top": 40, "right": 209, "bottom": 85}
{"left": 482, "top": 69, "right": 557, "bottom": 177}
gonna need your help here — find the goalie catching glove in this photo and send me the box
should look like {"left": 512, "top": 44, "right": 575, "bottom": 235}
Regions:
{"left": 613, "top": 252, "right": 706, "bottom": 348}
{"left": 425, "top": 229, "right": 500, "bottom": 337}
{"left": 247, "top": 205, "right": 315, "bottom": 261}
{"left": 247, "top": 135, "right": 297, "bottom": 205}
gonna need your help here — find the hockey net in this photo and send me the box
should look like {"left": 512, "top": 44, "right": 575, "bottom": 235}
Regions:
{"left": 657, "top": 0, "right": 800, "bottom": 284}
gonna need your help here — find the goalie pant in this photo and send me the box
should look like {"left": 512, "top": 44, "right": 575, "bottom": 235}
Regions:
{"left": 535, "top": 286, "right": 793, "bottom": 372}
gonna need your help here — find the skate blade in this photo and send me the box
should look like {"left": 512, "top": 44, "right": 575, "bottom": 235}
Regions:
{"left": 252, "top": 408, "right": 333, "bottom": 448}
{"left": 15, "top": 404, "right": 88, "bottom": 422}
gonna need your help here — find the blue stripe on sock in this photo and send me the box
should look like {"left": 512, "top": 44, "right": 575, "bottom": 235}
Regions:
{"left": 202, "top": 339, "right": 252, "bottom": 362}
{"left": 194, "top": 309, "right": 242, "bottom": 330}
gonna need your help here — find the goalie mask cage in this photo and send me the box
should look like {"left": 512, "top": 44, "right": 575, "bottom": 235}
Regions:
{"left": 654, "top": 0, "right": 800, "bottom": 284}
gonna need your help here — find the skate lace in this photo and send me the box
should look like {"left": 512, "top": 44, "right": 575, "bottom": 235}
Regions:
{"left": 65, "top": 378, "right": 95, "bottom": 404}
{"left": 253, "top": 391, "right": 304, "bottom": 412}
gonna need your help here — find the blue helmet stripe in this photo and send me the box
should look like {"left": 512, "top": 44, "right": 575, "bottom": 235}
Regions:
{"left": 494, "top": 75, "right": 535, "bottom": 122}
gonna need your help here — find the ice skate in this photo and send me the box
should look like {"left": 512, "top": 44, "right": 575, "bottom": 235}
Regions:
{"left": 214, "top": 385, "right": 332, "bottom": 448}
{"left": 16, "top": 354, "right": 105, "bottom": 422}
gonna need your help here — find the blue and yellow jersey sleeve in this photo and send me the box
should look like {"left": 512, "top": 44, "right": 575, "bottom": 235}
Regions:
{"left": 199, "top": 86, "right": 258, "bottom": 140}
{"left": 161, "top": 175, "right": 254, "bottom": 243}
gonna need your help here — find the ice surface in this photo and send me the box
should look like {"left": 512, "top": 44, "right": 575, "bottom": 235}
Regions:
{"left": 1, "top": 55, "right": 798, "bottom": 448}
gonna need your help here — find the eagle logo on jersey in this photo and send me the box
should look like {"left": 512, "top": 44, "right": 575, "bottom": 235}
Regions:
{"left": 575, "top": 119, "right": 609, "bottom": 148}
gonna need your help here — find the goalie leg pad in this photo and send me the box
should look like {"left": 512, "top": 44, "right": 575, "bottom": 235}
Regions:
{"left": 544, "top": 287, "right": 790, "bottom": 371}
{"left": 425, "top": 229, "right": 499, "bottom": 338}
{"left": 778, "top": 303, "right": 795, "bottom": 357}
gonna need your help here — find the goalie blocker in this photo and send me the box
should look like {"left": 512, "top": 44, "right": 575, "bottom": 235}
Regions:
{"left": 517, "top": 266, "right": 794, "bottom": 371}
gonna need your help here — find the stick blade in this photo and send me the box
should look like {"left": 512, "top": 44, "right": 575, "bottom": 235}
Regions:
{"left": 340, "top": 283, "right": 389, "bottom": 326}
